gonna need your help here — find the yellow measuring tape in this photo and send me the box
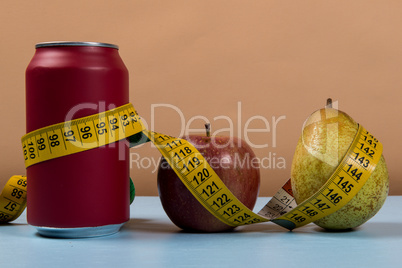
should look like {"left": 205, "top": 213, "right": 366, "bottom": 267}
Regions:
{"left": 0, "top": 175, "right": 27, "bottom": 223}
{"left": 21, "top": 103, "right": 144, "bottom": 168}
{"left": 1, "top": 103, "right": 382, "bottom": 230}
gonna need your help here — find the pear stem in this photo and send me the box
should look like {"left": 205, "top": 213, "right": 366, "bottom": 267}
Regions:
{"left": 326, "top": 98, "right": 333, "bottom": 108}
{"left": 205, "top": 123, "right": 211, "bottom": 137}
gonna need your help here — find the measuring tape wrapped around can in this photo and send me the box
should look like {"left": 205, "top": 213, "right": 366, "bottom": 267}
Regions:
{"left": 1, "top": 103, "right": 384, "bottom": 230}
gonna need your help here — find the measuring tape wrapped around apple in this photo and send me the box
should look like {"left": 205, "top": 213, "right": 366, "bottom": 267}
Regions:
{"left": 0, "top": 99, "right": 389, "bottom": 231}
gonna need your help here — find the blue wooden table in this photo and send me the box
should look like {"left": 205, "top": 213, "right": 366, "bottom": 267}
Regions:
{"left": 1, "top": 196, "right": 401, "bottom": 267}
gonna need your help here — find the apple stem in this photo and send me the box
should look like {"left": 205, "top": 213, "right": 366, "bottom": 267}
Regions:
{"left": 326, "top": 98, "right": 333, "bottom": 108}
{"left": 205, "top": 123, "right": 211, "bottom": 137}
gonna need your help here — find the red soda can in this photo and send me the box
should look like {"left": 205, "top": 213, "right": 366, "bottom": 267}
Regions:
{"left": 25, "top": 42, "right": 130, "bottom": 237}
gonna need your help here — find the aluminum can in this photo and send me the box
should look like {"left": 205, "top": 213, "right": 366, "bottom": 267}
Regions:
{"left": 25, "top": 42, "right": 130, "bottom": 238}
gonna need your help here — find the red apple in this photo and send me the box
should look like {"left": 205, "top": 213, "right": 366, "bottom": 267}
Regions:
{"left": 157, "top": 124, "right": 260, "bottom": 232}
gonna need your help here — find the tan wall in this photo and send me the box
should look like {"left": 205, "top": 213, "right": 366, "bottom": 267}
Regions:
{"left": 1, "top": 1, "right": 401, "bottom": 196}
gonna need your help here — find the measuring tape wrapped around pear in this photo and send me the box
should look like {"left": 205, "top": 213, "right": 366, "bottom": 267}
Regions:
{"left": 291, "top": 99, "right": 389, "bottom": 230}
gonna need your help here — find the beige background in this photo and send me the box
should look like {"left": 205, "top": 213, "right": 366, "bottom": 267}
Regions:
{"left": 1, "top": 1, "right": 401, "bottom": 196}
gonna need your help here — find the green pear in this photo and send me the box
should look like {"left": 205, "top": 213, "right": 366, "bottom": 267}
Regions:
{"left": 291, "top": 100, "right": 389, "bottom": 230}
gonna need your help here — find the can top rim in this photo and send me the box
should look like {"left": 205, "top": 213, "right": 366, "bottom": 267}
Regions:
{"left": 35, "top": 42, "right": 119, "bottom": 49}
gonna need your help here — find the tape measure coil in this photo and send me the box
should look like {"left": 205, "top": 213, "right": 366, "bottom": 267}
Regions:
{"left": 2, "top": 103, "right": 383, "bottom": 230}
